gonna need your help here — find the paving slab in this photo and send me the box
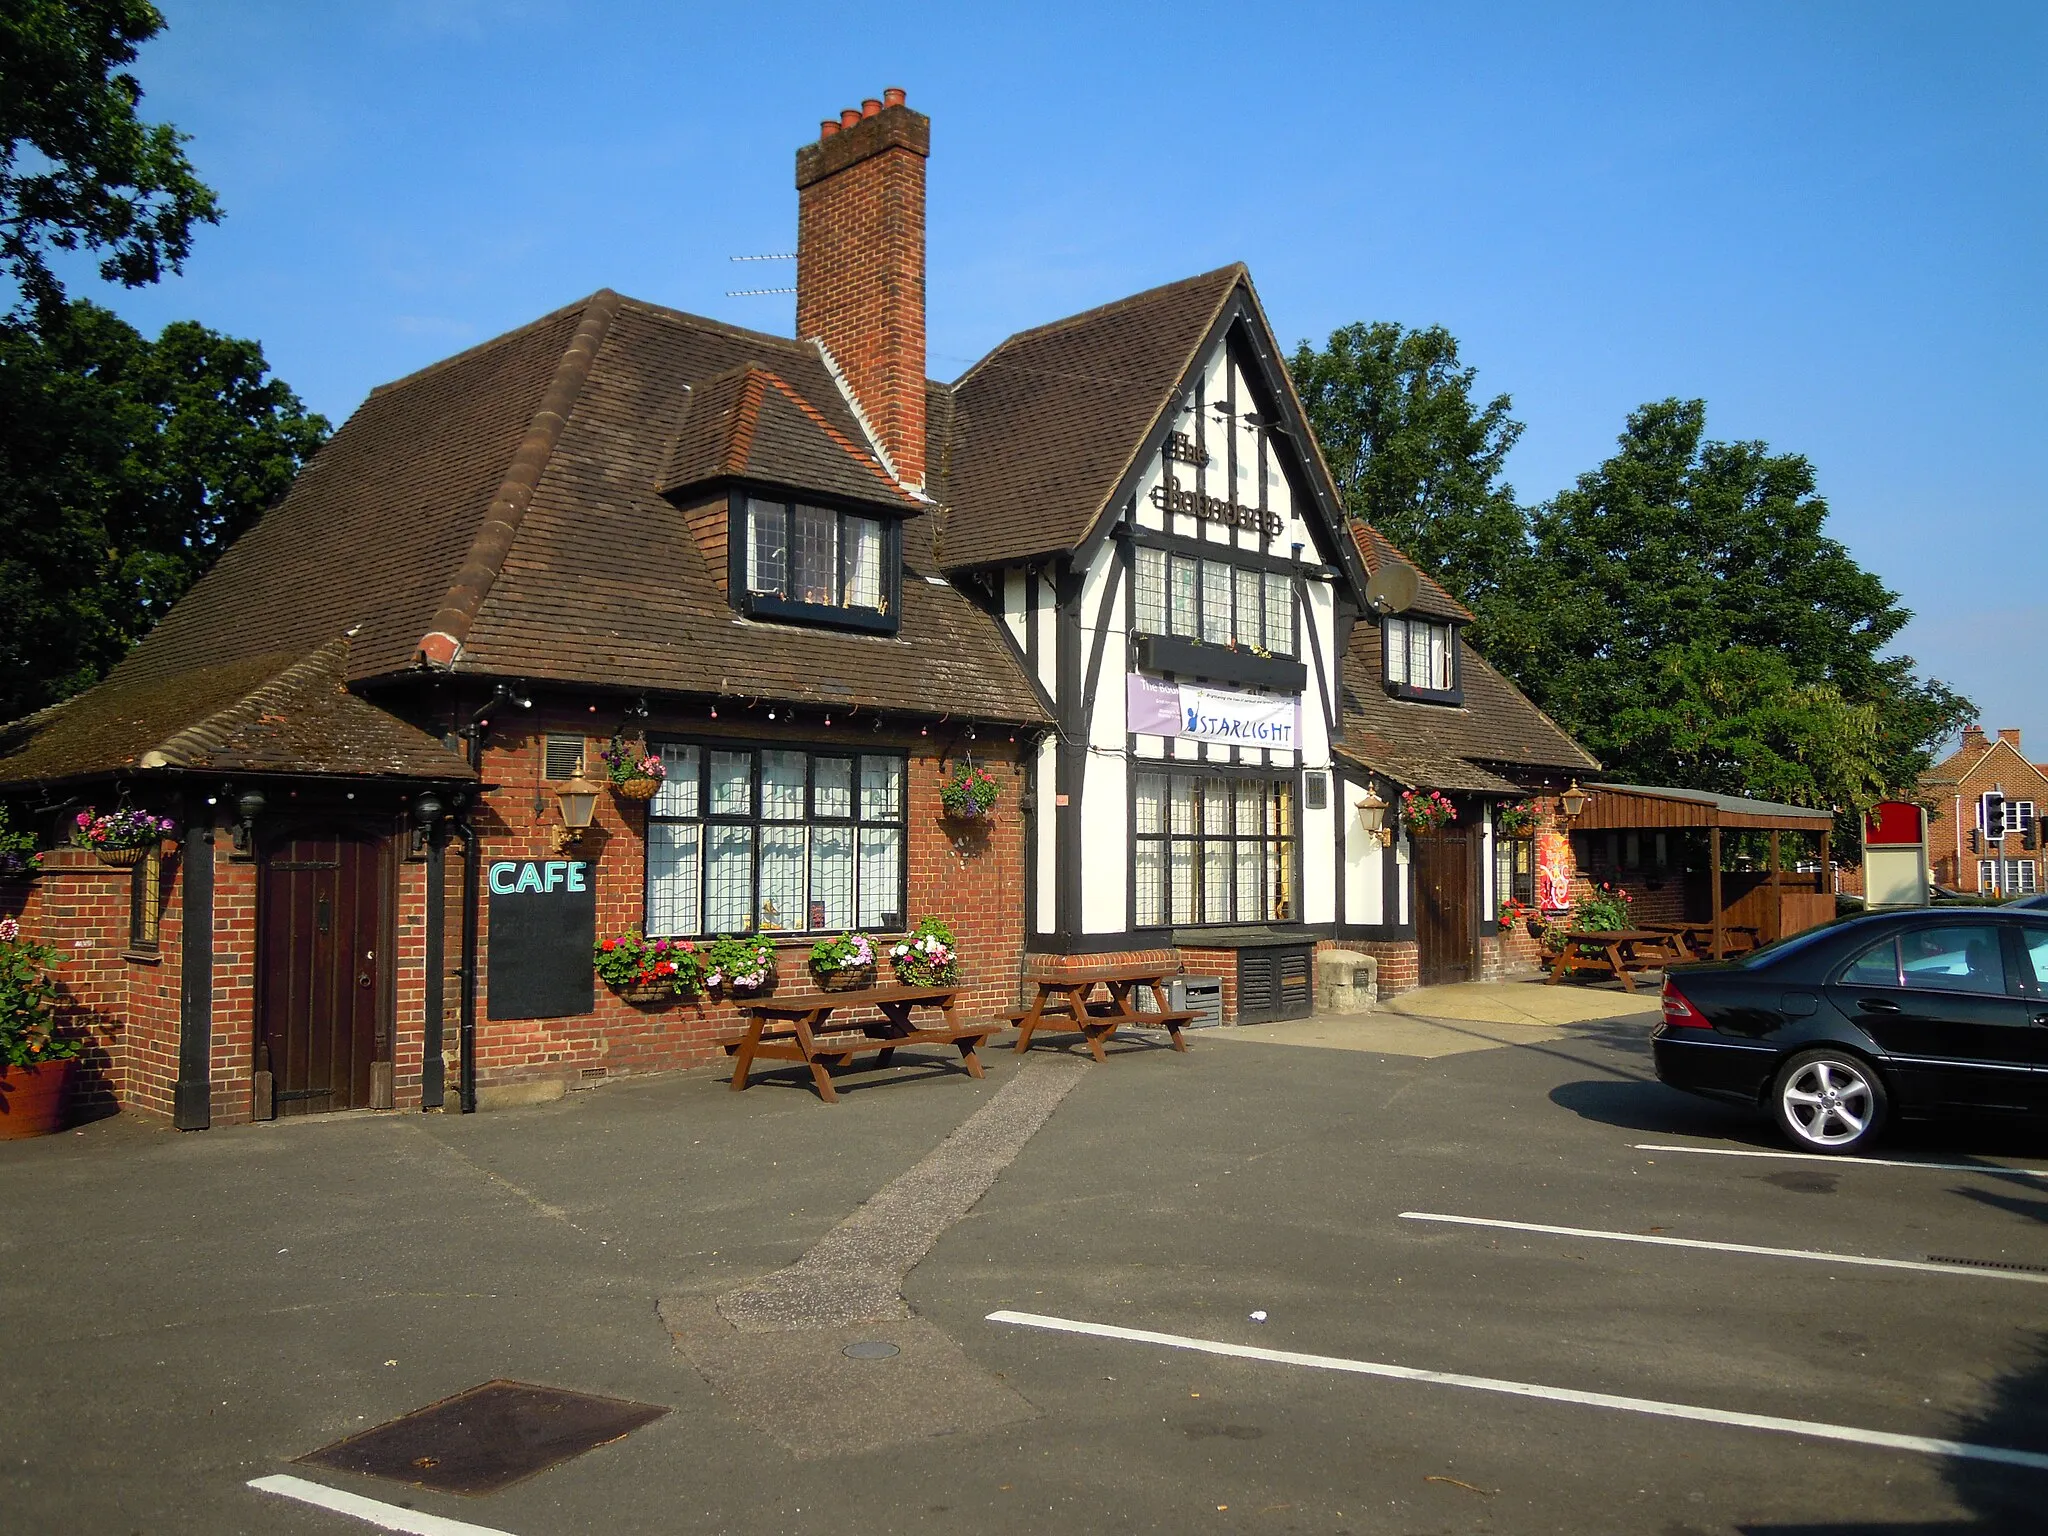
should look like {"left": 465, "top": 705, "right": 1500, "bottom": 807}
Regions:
{"left": 1209, "top": 1012, "right": 1572, "bottom": 1058}
{"left": 1387, "top": 976, "right": 1661, "bottom": 1027}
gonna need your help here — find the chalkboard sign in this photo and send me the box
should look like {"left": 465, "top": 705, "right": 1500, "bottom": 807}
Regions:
{"left": 486, "top": 859, "right": 595, "bottom": 1020}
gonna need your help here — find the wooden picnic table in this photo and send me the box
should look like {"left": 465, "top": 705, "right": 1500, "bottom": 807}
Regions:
{"left": 722, "top": 984, "right": 999, "bottom": 1104}
{"left": 1009, "top": 960, "right": 1199, "bottom": 1063}
{"left": 1545, "top": 929, "right": 1685, "bottom": 993}
{"left": 1640, "top": 921, "right": 1763, "bottom": 961}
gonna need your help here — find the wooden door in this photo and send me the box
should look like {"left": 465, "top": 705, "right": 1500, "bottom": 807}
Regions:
{"left": 1413, "top": 829, "right": 1475, "bottom": 986}
{"left": 259, "top": 830, "right": 390, "bottom": 1115}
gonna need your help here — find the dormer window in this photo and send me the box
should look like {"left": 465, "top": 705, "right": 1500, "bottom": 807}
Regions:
{"left": 736, "top": 496, "right": 899, "bottom": 633}
{"left": 1384, "top": 615, "right": 1461, "bottom": 704}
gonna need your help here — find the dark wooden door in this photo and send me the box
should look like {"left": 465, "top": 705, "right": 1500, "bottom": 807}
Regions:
{"left": 1413, "top": 829, "right": 1475, "bottom": 986}
{"left": 259, "top": 830, "right": 389, "bottom": 1115}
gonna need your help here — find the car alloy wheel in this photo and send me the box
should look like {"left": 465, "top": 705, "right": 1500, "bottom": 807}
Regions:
{"left": 1773, "top": 1049, "right": 1888, "bottom": 1153}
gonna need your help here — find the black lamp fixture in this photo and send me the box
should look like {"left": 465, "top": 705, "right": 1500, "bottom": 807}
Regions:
{"left": 409, "top": 789, "right": 445, "bottom": 857}
{"left": 232, "top": 787, "right": 267, "bottom": 855}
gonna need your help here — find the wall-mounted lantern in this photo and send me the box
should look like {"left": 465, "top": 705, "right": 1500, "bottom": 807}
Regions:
{"left": 550, "top": 773, "right": 602, "bottom": 854}
{"left": 1558, "top": 780, "right": 1590, "bottom": 823}
{"left": 1357, "top": 785, "right": 1393, "bottom": 847}
{"left": 232, "top": 787, "right": 267, "bottom": 856}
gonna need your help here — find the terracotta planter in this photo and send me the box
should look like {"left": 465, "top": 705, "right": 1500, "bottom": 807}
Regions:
{"left": 93, "top": 845, "right": 150, "bottom": 868}
{"left": 814, "top": 963, "right": 876, "bottom": 992}
{"left": 0, "top": 1058, "right": 76, "bottom": 1139}
{"left": 613, "top": 777, "right": 661, "bottom": 802}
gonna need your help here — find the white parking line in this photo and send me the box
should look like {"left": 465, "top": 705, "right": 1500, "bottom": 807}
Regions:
{"left": 1398, "top": 1211, "right": 2048, "bottom": 1284}
{"left": 1633, "top": 1142, "right": 2048, "bottom": 1179}
{"left": 985, "top": 1310, "right": 2048, "bottom": 1472}
{"left": 248, "top": 1475, "right": 518, "bottom": 1535}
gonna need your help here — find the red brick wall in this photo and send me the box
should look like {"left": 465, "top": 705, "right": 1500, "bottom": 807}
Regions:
{"left": 795, "top": 103, "right": 927, "bottom": 488}
{"left": 2, "top": 849, "right": 130, "bottom": 1115}
{"left": 466, "top": 711, "right": 1026, "bottom": 1092}
{"left": 1923, "top": 731, "right": 2048, "bottom": 893}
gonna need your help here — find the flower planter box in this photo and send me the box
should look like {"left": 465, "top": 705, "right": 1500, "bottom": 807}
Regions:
{"left": 611, "top": 982, "right": 673, "bottom": 1006}
{"left": 0, "top": 1059, "right": 76, "bottom": 1139}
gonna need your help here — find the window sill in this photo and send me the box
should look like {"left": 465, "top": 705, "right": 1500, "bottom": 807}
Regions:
{"left": 739, "top": 592, "right": 897, "bottom": 634}
{"left": 1382, "top": 680, "right": 1464, "bottom": 706}
{"left": 123, "top": 948, "right": 163, "bottom": 965}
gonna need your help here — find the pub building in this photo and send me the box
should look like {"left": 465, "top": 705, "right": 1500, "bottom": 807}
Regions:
{"left": 0, "top": 91, "right": 1597, "bottom": 1128}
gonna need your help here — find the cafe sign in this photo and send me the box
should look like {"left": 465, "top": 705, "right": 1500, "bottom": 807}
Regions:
{"left": 1127, "top": 675, "right": 1299, "bottom": 747}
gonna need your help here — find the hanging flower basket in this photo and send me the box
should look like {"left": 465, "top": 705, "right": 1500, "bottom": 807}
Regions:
{"left": 1496, "top": 801, "right": 1538, "bottom": 837}
{"left": 1398, "top": 789, "right": 1456, "bottom": 835}
{"left": 600, "top": 735, "right": 666, "bottom": 801}
{"left": 705, "top": 934, "right": 776, "bottom": 995}
{"left": 593, "top": 933, "right": 705, "bottom": 1004}
{"left": 809, "top": 931, "right": 877, "bottom": 991}
{"left": 890, "top": 916, "right": 961, "bottom": 987}
{"left": 939, "top": 762, "right": 1001, "bottom": 820}
{"left": 71, "top": 808, "right": 175, "bottom": 866}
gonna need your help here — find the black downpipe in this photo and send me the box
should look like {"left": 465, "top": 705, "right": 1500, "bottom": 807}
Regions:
{"left": 420, "top": 832, "right": 446, "bottom": 1110}
{"left": 455, "top": 808, "right": 480, "bottom": 1114}
{"left": 173, "top": 799, "right": 216, "bottom": 1130}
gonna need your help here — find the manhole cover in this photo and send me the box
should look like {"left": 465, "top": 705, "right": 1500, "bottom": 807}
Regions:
{"left": 843, "top": 1340, "right": 901, "bottom": 1360}
{"left": 295, "top": 1380, "right": 667, "bottom": 1495}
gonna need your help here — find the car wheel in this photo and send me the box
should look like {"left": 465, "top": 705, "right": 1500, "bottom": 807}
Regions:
{"left": 1771, "top": 1048, "right": 1889, "bottom": 1154}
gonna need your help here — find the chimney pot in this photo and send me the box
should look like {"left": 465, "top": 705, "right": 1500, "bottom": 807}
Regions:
{"left": 840, "top": 108, "right": 862, "bottom": 128}
{"left": 861, "top": 97, "right": 882, "bottom": 117}
{"left": 1963, "top": 725, "right": 1989, "bottom": 749}
{"left": 820, "top": 119, "right": 839, "bottom": 138}
{"left": 883, "top": 87, "right": 906, "bottom": 107}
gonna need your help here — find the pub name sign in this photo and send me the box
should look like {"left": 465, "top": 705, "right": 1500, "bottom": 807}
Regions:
{"left": 1149, "top": 471, "right": 1283, "bottom": 539}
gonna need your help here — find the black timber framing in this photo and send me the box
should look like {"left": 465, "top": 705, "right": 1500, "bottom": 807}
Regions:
{"left": 173, "top": 803, "right": 215, "bottom": 1130}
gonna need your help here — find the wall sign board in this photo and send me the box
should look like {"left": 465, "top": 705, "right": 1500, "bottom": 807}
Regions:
{"left": 486, "top": 859, "right": 595, "bottom": 1020}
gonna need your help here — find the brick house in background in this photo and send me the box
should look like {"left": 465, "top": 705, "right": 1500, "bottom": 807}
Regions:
{"left": 0, "top": 90, "right": 1594, "bottom": 1129}
{"left": 1919, "top": 726, "right": 2047, "bottom": 895}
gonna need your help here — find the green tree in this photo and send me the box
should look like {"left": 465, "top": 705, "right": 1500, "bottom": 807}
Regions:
{"left": 0, "top": 0, "right": 219, "bottom": 320}
{"left": 1515, "top": 399, "right": 1971, "bottom": 824}
{"left": 1288, "top": 321, "right": 1529, "bottom": 629}
{"left": 0, "top": 300, "right": 328, "bottom": 720}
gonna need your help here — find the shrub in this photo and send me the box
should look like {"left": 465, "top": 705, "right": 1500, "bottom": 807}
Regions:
{"left": 0, "top": 918, "right": 75, "bottom": 1067}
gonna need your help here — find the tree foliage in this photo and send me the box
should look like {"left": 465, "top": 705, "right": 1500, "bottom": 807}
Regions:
{"left": 1288, "top": 326, "right": 1973, "bottom": 829}
{"left": 1288, "top": 321, "right": 1528, "bottom": 631}
{"left": 0, "top": 300, "right": 328, "bottom": 721}
{"left": 0, "top": 0, "right": 219, "bottom": 320}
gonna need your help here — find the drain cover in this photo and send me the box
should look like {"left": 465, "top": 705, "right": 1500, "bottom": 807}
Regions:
{"left": 842, "top": 1340, "right": 901, "bottom": 1360}
{"left": 296, "top": 1380, "right": 667, "bottom": 1495}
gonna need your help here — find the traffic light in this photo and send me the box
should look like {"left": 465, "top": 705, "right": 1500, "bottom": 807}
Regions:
{"left": 1982, "top": 792, "right": 2006, "bottom": 841}
{"left": 1969, "top": 829, "right": 1982, "bottom": 853}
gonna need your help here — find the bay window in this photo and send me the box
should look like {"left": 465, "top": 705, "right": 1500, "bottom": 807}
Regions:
{"left": 646, "top": 743, "right": 906, "bottom": 936}
{"left": 738, "top": 496, "right": 898, "bottom": 631}
{"left": 1134, "top": 770, "right": 1297, "bottom": 928}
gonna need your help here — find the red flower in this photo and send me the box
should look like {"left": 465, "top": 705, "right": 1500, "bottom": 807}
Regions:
{"left": 602, "top": 939, "right": 616, "bottom": 951}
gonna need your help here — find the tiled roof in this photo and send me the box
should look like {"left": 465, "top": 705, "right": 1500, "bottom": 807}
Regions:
{"left": 1338, "top": 523, "right": 1596, "bottom": 791}
{"left": 658, "top": 363, "right": 919, "bottom": 509}
{"left": 1350, "top": 523, "right": 1473, "bottom": 624}
{"left": 0, "top": 640, "right": 473, "bottom": 787}
{"left": 3, "top": 292, "right": 1049, "bottom": 777}
{"left": 940, "top": 266, "right": 1244, "bottom": 568}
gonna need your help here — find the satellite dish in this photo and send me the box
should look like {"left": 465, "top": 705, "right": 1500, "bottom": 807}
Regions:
{"left": 1363, "top": 563, "right": 1419, "bottom": 616}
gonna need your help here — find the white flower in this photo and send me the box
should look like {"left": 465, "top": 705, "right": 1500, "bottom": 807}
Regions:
{"left": 0, "top": 918, "right": 18, "bottom": 942}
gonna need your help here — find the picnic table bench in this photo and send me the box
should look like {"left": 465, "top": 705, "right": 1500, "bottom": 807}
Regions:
{"left": 722, "top": 984, "right": 999, "bottom": 1103}
{"left": 1641, "top": 921, "right": 1763, "bottom": 961}
{"left": 1545, "top": 929, "right": 1685, "bottom": 993}
{"left": 1009, "top": 961, "right": 1198, "bottom": 1062}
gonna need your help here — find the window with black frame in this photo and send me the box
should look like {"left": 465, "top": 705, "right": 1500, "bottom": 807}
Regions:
{"left": 128, "top": 847, "right": 162, "bottom": 952}
{"left": 1383, "top": 614, "right": 1460, "bottom": 702}
{"left": 644, "top": 743, "right": 906, "bottom": 936}
{"left": 1133, "top": 769, "right": 1296, "bottom": 927}
{"left": 740, "top": 497, "right": 896, "bottom": 630}
{"left": 1494, "top": 830, "right": 1534, "bottom": 908}
{"left": 1131, "top": 546, "right": 1293, "bottom": 656}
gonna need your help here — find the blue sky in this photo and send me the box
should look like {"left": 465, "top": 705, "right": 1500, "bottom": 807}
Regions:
{"left": 89, "top": 1, "right": 2045, "bottom": 758}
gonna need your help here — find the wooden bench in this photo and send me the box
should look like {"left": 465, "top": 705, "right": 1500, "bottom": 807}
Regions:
{"left": 1011, "top": 962, "right": 1196, "bottom": 1062}
{"left": 722, "top": 984, "right": 999, "bottom": 1104}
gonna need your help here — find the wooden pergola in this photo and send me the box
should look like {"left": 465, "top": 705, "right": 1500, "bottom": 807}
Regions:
{"left": 1571, "top": 782, "right": 1836, "bottom": 957}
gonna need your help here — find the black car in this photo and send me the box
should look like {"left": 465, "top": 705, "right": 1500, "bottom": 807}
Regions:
{"left": 1653, "top": 908, "right": 2048, "bottom": 1153}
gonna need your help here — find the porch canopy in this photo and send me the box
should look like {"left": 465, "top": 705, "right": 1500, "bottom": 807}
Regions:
{"left": 1575, "top": 783, "right": 1836, "bottom": 956}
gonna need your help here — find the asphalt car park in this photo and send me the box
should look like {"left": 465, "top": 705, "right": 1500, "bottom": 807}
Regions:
{"left": 4, "top": 991, "right": 2046, "bottom": 1534}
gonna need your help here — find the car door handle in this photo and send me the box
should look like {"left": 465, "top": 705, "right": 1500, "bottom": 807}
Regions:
{"left": 1858, "top": 998, "right": 1902, "bottom": 1014}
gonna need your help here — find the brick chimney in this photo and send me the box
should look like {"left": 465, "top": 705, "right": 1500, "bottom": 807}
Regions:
{"left": 1998, "top": 728, "right": 2023, "bottom": 747}
{"left": 795, "top": 87, "right": 927, "bottom": 491}
{"left": 1961, "top": 725, "right": 1988, "bottom": 752}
